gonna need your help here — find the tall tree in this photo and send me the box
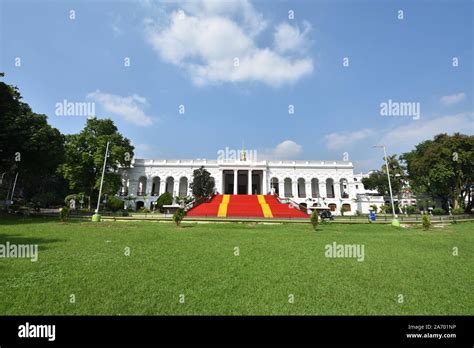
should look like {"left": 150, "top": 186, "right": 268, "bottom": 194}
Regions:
{"left": 401, "top": 133, "right": 474, "bottom": 211}
{"left": 361, "top": 154, "right": 405, "bottom": 199}
{"left": 0, "top": 81, "right": 66, "bottom": 205}
{"left": 58, "top": 118, "right": 134, "bottom": 207}
{"left": 190, "top": 166, "right": 215, "bottom": 199}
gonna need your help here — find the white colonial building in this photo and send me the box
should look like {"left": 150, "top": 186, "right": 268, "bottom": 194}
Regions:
{"left": 119, "top": 156, "right": 390, "bottom": 216}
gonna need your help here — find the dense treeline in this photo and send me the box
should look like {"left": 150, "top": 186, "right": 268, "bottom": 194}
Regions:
{"left": 361, "top": 134, "right": 473, "bottom": 213}
{"left": 0, "top": 81, "right": 134, "bottom": 209}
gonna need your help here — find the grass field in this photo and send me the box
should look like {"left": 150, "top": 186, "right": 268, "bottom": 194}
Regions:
{"left": 0, "top": 216, "right": 472, "bottom": 315}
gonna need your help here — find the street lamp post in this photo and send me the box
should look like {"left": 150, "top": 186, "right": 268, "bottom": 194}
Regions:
{"left": 373, "top": 145, "right": 399, "bottom": 226}
{"left": 92, "top": 141, "right": 110, "bottom": 222}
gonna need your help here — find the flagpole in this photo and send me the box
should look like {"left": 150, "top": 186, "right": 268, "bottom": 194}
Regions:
{"left": 93, "top": 141, "right": 110, "bottom": 221}
{"left": 373, "top": 145, "right": 399, "bottom": 227}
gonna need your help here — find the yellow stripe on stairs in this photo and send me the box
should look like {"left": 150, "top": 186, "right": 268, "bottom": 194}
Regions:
{"left": 258, "top": 195, "right": 273, "bottom": 218}
{"left": 217, "top": 195, "right": 230, "bottom": 217}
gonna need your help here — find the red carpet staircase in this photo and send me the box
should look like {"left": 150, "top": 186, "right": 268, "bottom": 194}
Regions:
{"left": 186, "top": 194, "right": 308, "bottom": 218}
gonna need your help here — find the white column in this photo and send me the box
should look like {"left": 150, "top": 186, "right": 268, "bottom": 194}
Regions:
{"left": 187, "top": 180, "right": 193, "bottom": 196}
{"left": 334, "top": 182, "right": 341, "bottom": 199}
{"left": 347, "top": 182, "right": 354, "bottom": 199}
{"left": 292, "top": 179, "right": 297, "bottom": 198}
{"left": 248, "top": 169, "right": 252, "bottom": 194}
{"left": 278, "top": 180, "right": 284, "bottom": 196}
{"left": 319, "top": 182, "right": 327, "bottom": 198}
{"left": 233, "top": 169, "right": 238, "bottom": 195}
{"left": 173, "top": 180, "right": 179, "bottom": 197}
{"left": 305, "top": 181, "right": 312, "bottom": 199}
{"left": 262, "top": 170, "right": 267, "bottom": 195}
{"left": 159, "top": 180, "right": 166, "bottom": 196}
{"left": 145, "top": 176, "right": 152, "bottom": 196}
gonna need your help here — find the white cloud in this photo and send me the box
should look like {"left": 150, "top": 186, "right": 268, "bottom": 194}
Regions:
{"left": 440, "top": 92, "right": 466, "bottom": 106}
{"left": 273, "top": 21, "right": 311, "bottom": 54}
{"left": 87, "top": 90, "right": 154, "bottom": 126}
{"left": 176, "top": 0, "right": 267, "bottom": 36}
{"left": 325, "top": 112, "right": 473, "bottom": 172}
{"left": 259, "top": 140, "right": 302, "bottom": 160}
{"left": 324, "top": 112, "right": 473, "bottom": 154}
{"left": 143, "top": 0, "right": 313, "bottom": 86}
{"left": 324, "top": 129, "right": 374, "bottom": 150}
{"left": 380, "top": 112, "right": 474, "bottom": 147}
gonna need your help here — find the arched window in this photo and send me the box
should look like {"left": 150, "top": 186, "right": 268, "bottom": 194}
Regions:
{"left": 120, "top": 178, "right": 129, "bottom": 196}
{"left": 340, "top": 178, "right": 349, "bottom": 198}
{"left": 178, "top": 177, "right": 188, "bottom": 197}
{"left": 137, "top": 176, "right": 147, "bottom": 196}
{"left": 297, "top": 178, "right": 306, "bottom": 198}
{"left": 311, "top": 178, "right": 319, "bottom": 198}
{"left": 284, "top": 178, "right": 292, "bottom": 197}
{"left": 270, "top": 177, "right": 279, "bottom": 195}
{"left": 328, "top": 203, "right": 337, "bottom": 212}
{"left": 326, "top": 178, "right": 335, "bottom": 198}
{"left": 165, "top": 177, "right": 174, "bottom": 195}
{"left": 151, "top": 177, "right": 160, "bottom": 196}
{"left": 342, "top": 203, "right": 351, "bottom": 212}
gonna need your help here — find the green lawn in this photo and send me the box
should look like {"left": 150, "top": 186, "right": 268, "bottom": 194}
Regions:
{"left": 0, "top": 216, "right": 472, "bottom": 315}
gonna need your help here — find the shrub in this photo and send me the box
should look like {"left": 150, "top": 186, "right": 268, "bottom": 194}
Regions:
{"left": 384, "top": 204, "right": 401, "bottom": 215}
{"left": 139, "top": 207, "right": 150, "bottom": 214}
{"left": 106, "top": 196, "right": 124, "bottom": 212}
{"left": 120, "top": 210, "right": 129, "bottom": 217}
{"left": 422, "top": 214, "right": 431, "bottom": 230}
{"left": 310, "top": 210, "right": 319, "bottom": 231}
{"left": 417, "top": 199, "right": 434, "bottom": 212}
{"left": 175, "top": 196, "right": 193, "bottom": 207}
{"left": 173, "top": 208, "right": 185, "bottom": 227}
{"left": 405, "top": 205, "right": 416, "bottom": 215}
{"left": 156, "top": 192, "right": 173, "bottom": 210}
{"left": 59, "top": 206, "right": 70, "bottom": 221}
{"left": 452, "top": 207, "right": 464, "bottom": 215}
{"left": 432, "top": 208, "right": 446, "bottom": 215}
{"left": 370, "top": 204, "right": 378, "bottom": 213}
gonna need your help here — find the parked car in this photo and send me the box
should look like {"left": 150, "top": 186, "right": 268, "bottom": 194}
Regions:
{"left": 319, "top": 209, "right": 334, "bottom": 221}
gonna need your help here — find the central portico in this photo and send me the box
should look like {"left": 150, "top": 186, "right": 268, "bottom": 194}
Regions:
{"left": 221, "top": 169, "right": 266, "bottom": 195}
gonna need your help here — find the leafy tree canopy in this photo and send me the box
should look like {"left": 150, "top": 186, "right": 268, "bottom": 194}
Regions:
{"left": 361, "top": 154, "right": 405, "bottom": 197}
{"left": 401, "top": 133, "right": 474, "bottom": 210}
{"left": 189, "top": 166, "right": 215, "bottom": 199}
{"left": 0, "top": 81, "right": 66, "bottom": 204}
{"left": 58, "top": 118, "right": 134, "bottom": 203}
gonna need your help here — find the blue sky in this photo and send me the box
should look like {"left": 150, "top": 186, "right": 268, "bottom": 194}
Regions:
{"left": 1, "top": 0, "right": 473, "bottom": 172}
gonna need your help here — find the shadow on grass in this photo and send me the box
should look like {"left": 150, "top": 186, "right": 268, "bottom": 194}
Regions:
{"left": 0, "top": 233, "right": 64, "bottom": 252}
{"left": 0, "top": 213, "right": 86, "bottom": 226}
{"left": 177, "top": 225, "right": 196, "bottom": 229}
